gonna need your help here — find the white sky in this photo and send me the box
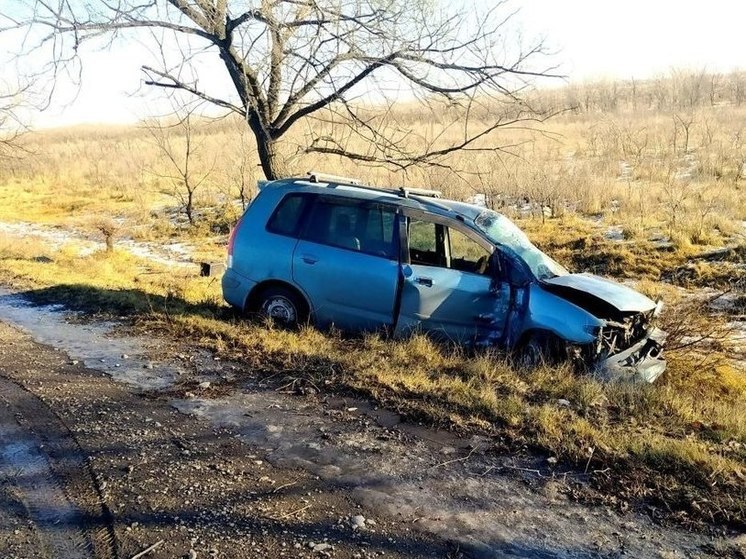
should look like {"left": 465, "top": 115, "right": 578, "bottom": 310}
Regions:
{"left": 520, "top": 0, "right": 745, "bottom": 80}
{"left": 3, "top": 0, "right": 745, "bottom": 128}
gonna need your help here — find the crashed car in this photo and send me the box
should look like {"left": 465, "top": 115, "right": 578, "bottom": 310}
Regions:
{"left": 222, "top": 172, "right": 667, "bottom": 382}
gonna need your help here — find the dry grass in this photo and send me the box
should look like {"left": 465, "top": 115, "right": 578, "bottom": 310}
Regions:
{"left": 0, "top": 235, "right": 743, "bottom": 529}
{"left": 2, "top": 78, "right": 746, "bottom": 251}
{"left": 1, "top": 73, "right": 745, "bottom": 529}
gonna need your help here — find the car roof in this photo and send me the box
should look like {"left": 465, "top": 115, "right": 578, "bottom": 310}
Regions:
{"left": 264, "top": 177, "right": 486, "bottom": 221}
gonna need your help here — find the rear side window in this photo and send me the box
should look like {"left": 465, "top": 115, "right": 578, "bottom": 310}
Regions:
{"left": 266, "top": 194, "right": 311, "bottom": 237}
{"left": 364, "top": 206, "right": 396, "bottom": 255}
{"left": 302, "top": 197, "right": 397, "bottom": 259}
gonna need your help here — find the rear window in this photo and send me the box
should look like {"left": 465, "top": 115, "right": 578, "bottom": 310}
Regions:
{"left": 266, "top": 194, "right": 311, "bottom": 237}
{"left": 301, "top": 197, "right": 397, "bottom": 259}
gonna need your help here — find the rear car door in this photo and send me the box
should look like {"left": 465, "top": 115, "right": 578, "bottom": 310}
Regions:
{"left": 395, "top": 214, "right": 510, "bottom": 344}
{"left": 292, "top": 196, "right": 401, "bottom": 331}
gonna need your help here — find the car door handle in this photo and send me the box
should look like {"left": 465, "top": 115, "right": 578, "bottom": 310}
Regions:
{"left": 415, "top": 276, "right": 433, "bottom": 287}
{"left": 301, "top": 254, "right": 318, "bottom": 265}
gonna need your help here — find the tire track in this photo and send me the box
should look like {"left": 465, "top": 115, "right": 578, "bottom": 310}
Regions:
{"left": 0, "top": 374, "right": 118, "bottom": 559}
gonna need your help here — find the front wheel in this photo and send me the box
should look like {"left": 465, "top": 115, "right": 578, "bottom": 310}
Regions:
{"left": 255, "top": 286, "right": 308, "bottom": 328}
{"left": 514, "top": 333, "right": 562, "bottom": 370}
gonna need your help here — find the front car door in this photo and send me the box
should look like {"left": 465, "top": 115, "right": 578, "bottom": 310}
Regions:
{"left": 395, "top": 213, "right": 511, "bottom": 345}
{"left": 292, "top": 195, "right": 401, "bottom": 331}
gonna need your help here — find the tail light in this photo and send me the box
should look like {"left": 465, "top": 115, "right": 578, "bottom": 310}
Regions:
{"left": 227, "top": 214, "right": 246, "bottom": 268}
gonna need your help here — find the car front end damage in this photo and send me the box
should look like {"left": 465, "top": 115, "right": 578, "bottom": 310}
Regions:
{"left": 539, "top": 274, "right": 668, "bottom": 383}
{"left": 583, "top": 306, "right": 667, "bottom": 383}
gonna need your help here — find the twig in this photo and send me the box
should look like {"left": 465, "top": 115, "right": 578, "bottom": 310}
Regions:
{"left": 584, "top": 447, "right": 595, "bottom": 474}
{"left": 272, "top": 481, "right": 297, "bottom": 493}
{"left": 274, "top": 503, "right": 311, "bottom": 520}
{"left": 429, "top": 445, "right": 479, "bottom": 470}
{"left": 503, "top": 465, "right": 543, "bottom": 476}
{"left": 130, "top": 540, "right": 164, "bottom": 559}
{"left": 478, "top": 465, "right": 496, "bottom": 477}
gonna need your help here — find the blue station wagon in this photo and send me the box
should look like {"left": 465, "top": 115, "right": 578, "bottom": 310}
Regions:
{"left": 222, "top": 172, "right": 667, "bottom": 382}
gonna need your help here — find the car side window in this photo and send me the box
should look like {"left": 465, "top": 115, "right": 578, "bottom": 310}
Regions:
{"left": 408, "top": 219, "right": 443, "bottom": 266}
{"left": 364, "top": 206, "right": 397, "bottom": 258}
{"left": 266, "top": 193, "right": 311, "bottom": 237}
{"left": 302, "top": 198, "right": 397, "bottom": 259}
{"left": 448, "top": 228, "right": 491, "bottom": 275}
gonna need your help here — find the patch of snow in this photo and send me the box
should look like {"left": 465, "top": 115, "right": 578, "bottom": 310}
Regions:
{"left": 0, "top": 220, "right": 194, "bottom": 268}
{"left": 465, "top": 193, "right": 486, "bottom": 208}
{"left": 0, "top": 289, "right": 183, "bottom": 390}
{"left": 604, "top": 225, "right": 625, "bottom": 242}
{"left": 618, "top": 161, "right": 633, "bottom": 181}
{"left": 674, "top": 154, "right": 698, "bottom": 181}
{"left": 0, "top": 221, "right": 89, "bottom": 252}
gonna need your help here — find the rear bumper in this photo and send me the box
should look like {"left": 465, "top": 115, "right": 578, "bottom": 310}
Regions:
{"left": 594, "top": 327, "right": 668, "bottom": 383}
{"left": 221, "top": 268, "right": 256, "bottom": 311}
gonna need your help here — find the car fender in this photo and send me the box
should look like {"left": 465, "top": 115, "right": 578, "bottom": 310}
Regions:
{"left": 519, "top": 283, "right": 604, "bottom": 345}
{"left": 246, "top": 278, "right": 314, "bottom": 317}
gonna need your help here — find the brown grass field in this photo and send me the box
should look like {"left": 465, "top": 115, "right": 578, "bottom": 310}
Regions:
{"left": 0, "top": 71, "right": 745, "bottom": 530}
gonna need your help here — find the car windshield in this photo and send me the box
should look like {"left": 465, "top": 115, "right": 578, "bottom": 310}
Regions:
{"left": 474, "top": 210, "right": 568, "bottom": 280}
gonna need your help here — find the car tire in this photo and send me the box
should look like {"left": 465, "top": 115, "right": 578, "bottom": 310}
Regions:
{"left": 255, "top": 286, "right": 308, "bottom": 328}
{"left": 515, "top": 332, "right": 560, "bottom": 370}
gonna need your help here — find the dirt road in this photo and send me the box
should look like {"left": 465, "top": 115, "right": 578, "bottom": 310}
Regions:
{"left": 0, "top": 322, "right": 451, "bottom": 558}
{"left": 0, "top": 297, "right": 744, "bottom": 558}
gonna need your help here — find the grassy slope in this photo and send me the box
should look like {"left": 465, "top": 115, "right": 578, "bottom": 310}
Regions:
{"left": 1, "top": 80, "right": 745, "bottom": 529}
{"left": 0, "top": 229, "right": 743, "bottom": 530}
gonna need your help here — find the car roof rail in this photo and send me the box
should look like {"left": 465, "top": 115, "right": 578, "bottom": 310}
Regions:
{"left": 399, "top": 187, "right": 442, "bottom": 199}
{"left": 304, "top": 171, "right": 445, "bottom": 205}
{"left": 307, "top": 171, "right": 362, "bottom": 186}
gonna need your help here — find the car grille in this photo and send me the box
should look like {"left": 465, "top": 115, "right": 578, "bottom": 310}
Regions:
{"left": 599, "top": 311, "right": 652, "bottom": 355}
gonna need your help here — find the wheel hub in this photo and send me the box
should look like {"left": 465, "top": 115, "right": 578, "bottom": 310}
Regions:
{"left": 264, "top": 296, "right": 297, "bottom": 323}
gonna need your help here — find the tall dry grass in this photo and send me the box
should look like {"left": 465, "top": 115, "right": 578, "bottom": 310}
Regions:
{"left": 0, "top": 70, "right": 744, "bottom": 529}
{"left": 1, "top": 71, "right": 745, "bottom": 251}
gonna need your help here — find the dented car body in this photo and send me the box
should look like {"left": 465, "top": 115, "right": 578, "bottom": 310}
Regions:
{"left": 222, "top": 173, "right": 667, "bottom": 382}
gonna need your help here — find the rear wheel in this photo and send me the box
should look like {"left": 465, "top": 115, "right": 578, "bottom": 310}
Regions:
{"left": 254, "top": 285, "right": 308, "bottom": 328}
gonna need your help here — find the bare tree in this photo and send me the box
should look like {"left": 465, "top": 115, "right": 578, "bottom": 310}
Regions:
{"left": 6, "top": 0, "right": 558, "bottom": 179}
{"left": 660, "top": 158, "right": 691, "bottom": 240}
{"left": 733, "top": 128, "right": 746, "bottom": 181}
{"left": 226, "top": 121, "right": 256, "bottom": 210}
{"left": 672, "top": 112, "right": 696, "bottom": 155}
{"left": 0, "top": 85, "right": 27, "bottom": 160}
{"left": 145, "top": 107, "right": 214, "bottom": 225}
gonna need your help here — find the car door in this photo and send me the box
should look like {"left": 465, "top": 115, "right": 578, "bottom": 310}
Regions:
{"left": 292, "top": 196, "right": 400, "bottom": 331}
{"left": 395, "top": 214, "right": 510, "bottom": 345}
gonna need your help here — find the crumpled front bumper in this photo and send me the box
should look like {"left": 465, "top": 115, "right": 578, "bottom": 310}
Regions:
{"left": 594, "top": 327, "right": 668, "bottom": 383}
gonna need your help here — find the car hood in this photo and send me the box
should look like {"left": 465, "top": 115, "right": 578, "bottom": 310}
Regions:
{"left": 541, "top": 273, "right": 657, "bottom": 317}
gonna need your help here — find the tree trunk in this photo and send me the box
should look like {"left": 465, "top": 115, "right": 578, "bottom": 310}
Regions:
{"left": 185, "top": 186, "right": 194, "bottom": 225}
{"left": 255, "top": 131, "right": 292, "bottom": 180}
